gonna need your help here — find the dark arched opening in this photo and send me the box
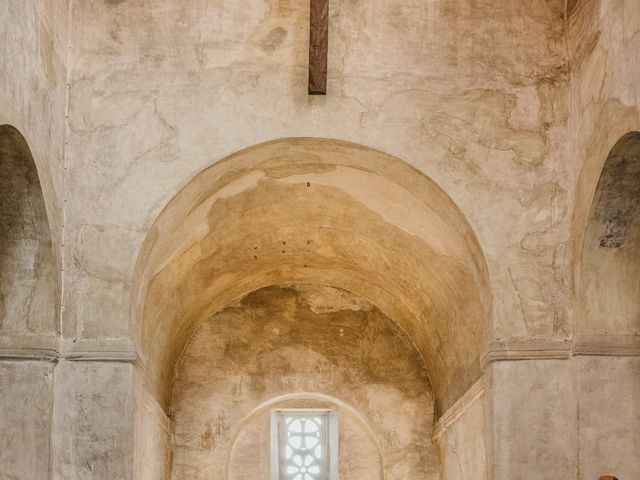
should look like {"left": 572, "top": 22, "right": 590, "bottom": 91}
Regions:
{"left": 0, "top": 125, "right": 56, "bottom": 337}
{"left": 576, "top": 132, "right": 640, "bottom": 335}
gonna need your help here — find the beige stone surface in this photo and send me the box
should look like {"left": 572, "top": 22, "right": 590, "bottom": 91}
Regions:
{"left": 52, "top": 361, "right": 136, "bottom": 480}
{"left": 0, "top": 0, "right": 639, "bottom": 478}
{"left": 489, "top": 360, "right": 578, "bottom": 480}
{"left": 575, "top": 356, "right": 640, "bottom": 479}
{"left": 0, "top": 361, "right": 53, "bottom": 480}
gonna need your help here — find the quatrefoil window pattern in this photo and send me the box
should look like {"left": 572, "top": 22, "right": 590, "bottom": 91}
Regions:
{"left": 272, "top": 409, "right": 338, "bottom": 480}
{"left": 283, "top": 416, "right": 325, "bottom": 480}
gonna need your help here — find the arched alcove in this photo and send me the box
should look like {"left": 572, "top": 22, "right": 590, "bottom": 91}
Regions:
{"left": 171, "top": 284, "right": 437, "bottom": 479}
{"left": 131, "top": 138, "right": 492, "bottom": 417}
{"left": 0, "top": 125, "right": 56, "bottom": 337}
{"left": 576, "top": 132, "right": 640, "bottom": 335}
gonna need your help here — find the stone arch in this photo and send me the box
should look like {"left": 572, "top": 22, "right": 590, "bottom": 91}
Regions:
{"left": 132, "top": 137, "right": 492, "bottom": 416}
{"left": 576, "top": 132, "right": 640, "bottom": 335}
{"left": 0, "top": 125, "right": 56, "bottom": 338}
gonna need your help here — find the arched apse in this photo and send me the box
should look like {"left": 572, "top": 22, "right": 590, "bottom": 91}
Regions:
{"left": 576, "top": 132, "right": 640, "bottom": 335}
{"left": 0, "top": 125, "right": 56, "bottom": 337}
{"left": 170, "top": 284, "right": 436, "bottom": 479}
{"left": 132, "top": 138, "right": 492, "bottom": 415}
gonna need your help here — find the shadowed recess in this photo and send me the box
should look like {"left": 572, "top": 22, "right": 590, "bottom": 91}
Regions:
{"left": 577, "top": 132, "right": 640, "bottom": 335}
{"left": 132, "top": 138, "right": 492, "bottom": 415}
{"left": 0, "top": 125, "right": 56, "bottom": 336}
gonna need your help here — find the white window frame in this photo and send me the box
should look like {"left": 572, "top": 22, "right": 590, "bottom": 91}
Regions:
{"left": 270, "top": 408, "right": 339, "bottom": 480}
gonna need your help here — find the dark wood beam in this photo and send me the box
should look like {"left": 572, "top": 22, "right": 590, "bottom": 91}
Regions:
{"left": 308, "top": 0, "right": 328, "bottom": 95}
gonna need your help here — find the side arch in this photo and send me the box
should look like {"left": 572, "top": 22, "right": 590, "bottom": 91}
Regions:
{"left": 0, "top": 125, "right": 57, "bottom": 338}
{"left": 576, "top": 132, "right": 640, "bottom": 335}
{"left": 132, "top": 137, "right": 492, "bottom": 415}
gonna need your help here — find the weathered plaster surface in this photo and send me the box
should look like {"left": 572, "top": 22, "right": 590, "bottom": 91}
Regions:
{"left": 489, "top": 360, "right": 577, "bottom": 480}
{"left": 1, "top": 0, "right": 639, "bottom": 478}
{"left": 0, "top": 361, "right": 53, "bottom": 480}
{"left": 52, "top": 361, "right": 135, "bottom": 480}
{"left": 64, "top": 0, "right": 571, "bottom": 351}
{"left": 575, "top": 356, "right": 640, "bottom": 479}
{"left": 171, "top": 284, "right": 437, "bottom": 480}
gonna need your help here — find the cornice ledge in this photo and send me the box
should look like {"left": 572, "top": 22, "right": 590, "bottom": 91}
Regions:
{"left": 0, "top": 336, "right": 143, "bottom": 366}
{"left": 572, "top": 334, "right": 640, "bottom": 356}
{"left": 482, "top": 337, "right": 572, "bottom": 367}
{"left": 482, "top": 334, "right": 640, "bottom": 366}
{"left": 0, "top": 335, "right": 59, "bottom": 361}
{"left": 60, "top": 338, "right": 142, "bottom": 365}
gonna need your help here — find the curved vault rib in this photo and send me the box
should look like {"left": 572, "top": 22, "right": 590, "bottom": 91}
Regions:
{"left": 132, "top": 137, "right": 492, "bottom": 416}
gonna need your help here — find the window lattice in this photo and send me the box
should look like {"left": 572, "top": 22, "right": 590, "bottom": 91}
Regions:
{"left": 280, "top": 414, "right": 327, "bottom": 480}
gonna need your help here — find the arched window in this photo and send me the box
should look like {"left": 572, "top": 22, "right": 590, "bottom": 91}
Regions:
{"left": 271, "top": 409, "right": 339, "bottom": 480}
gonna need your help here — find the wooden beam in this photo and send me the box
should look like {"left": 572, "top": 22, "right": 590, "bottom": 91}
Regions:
{"left": 308, "top": 0, "right": 328, "bottom": 95}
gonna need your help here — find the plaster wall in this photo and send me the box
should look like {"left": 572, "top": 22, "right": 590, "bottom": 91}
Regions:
{"left": 485, "top": 1, "right": 640, "bottom": 477}
{"left": 64, "top": 0, "right": 570, "bottom": 349}
{"left": 0, "top": 361, "right": 54, "bottom": 480}
{"left": 575, "top": 356, "right": 640, "bottom": 479}
{"left": 1, "top": 0, "right": 640, "bottom": 479}
{"left": 51, "top": 361, "right": 136, "bottom": 480}
{"left": 488, "top": 360, "right": 577, "bottom": 480}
